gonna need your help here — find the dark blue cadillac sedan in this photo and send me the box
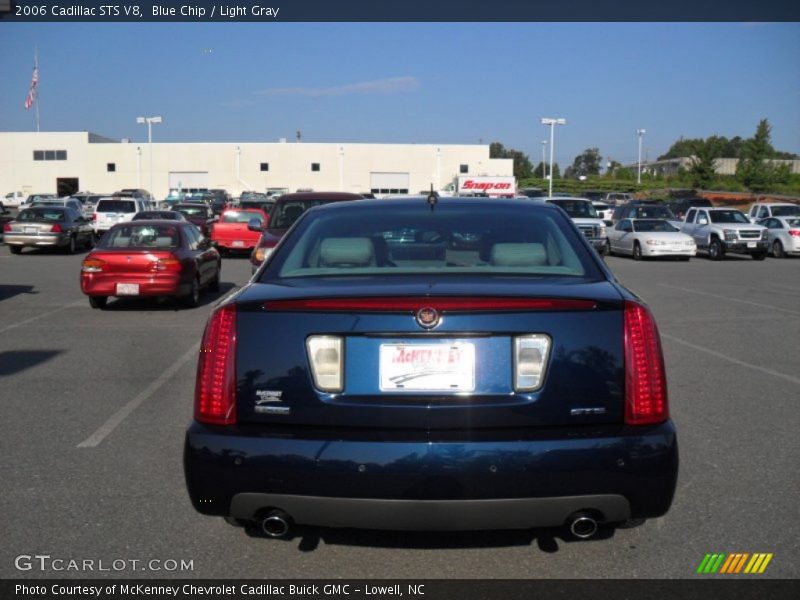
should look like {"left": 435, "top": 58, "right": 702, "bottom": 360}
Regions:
{"left": 184, "top": 197, "right": 677, "bottom": 539}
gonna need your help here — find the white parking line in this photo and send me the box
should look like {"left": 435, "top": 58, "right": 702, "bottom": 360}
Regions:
{"left": 77, "top": 342, "right": 200, "bottom": 448}
{"left": 0, "top": 300, "right": 85, "bottom": 334}
{"left": 658, "top": 284, "right": 800, "bottom": 317}
{"left": 662, "top": 333, "right": 800, "bottom": 386}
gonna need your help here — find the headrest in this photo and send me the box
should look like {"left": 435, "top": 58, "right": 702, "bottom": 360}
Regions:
{"left": 490, "top": 243, "right": 547, "bottom": 267}
{"left": 320, "top": 238, "right": 375, "bottom": 267}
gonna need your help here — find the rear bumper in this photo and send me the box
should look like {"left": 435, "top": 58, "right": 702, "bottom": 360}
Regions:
{"left": 213, "top": 239, "right": 257, "bottom": 251}
{"left": 81, "top": 273, "right": 186, "bottom": 297}
{"left": 184, "top": 420, "right": 678, "bottom": 530}
{"left": 4, "top": 233, "right": 69, "bottom": 247}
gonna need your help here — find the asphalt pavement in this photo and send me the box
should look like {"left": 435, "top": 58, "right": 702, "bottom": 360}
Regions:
{"left": 0, "top": 244, "right": 798, "bottom": 579}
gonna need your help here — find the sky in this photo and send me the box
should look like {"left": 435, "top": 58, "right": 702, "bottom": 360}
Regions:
{"left": 1, "top": 22, "right": 799, "bottom": 170}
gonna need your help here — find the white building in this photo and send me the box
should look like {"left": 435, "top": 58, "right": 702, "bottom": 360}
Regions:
{"left": 0, "top": 132, "right": 513, "bottom": 199}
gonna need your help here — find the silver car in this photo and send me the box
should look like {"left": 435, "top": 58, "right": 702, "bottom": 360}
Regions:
{"left": 758, "top": 217, "right": 800, "bottom": 258}
{"left": 4, "top": 206, "right": 94, "bottom": 254}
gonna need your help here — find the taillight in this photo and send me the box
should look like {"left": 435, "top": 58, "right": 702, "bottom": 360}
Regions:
{"left": 306, "top": 335, "right": 343, "bottom": 392}
{"left": 624, "top": 300, "right": 668, "bottom": 425}
{"left": 195, "top": 304, "right": 237, "bottom": 425}
{"left": 789, "top": 230, "right": 800, "bottom": 238}
{"left": 2, "top": 223, "right": 11, "bottom": 232}
{"left": 513, "top": 335, "right": 551, "bottom": 392}
{"left": 51, "top": 224, "right": 62, "bottom": 233}
{"left": 152, "top": 257, "right": 182, "bottom": 272}
{"left": 92, "top": 213, "right": 97, "bottom": 221}
{"left": 81, "top": 257, "right": 107, "bottom": 273}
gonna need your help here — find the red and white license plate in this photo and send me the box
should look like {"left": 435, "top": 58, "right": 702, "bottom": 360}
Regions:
{"left": 379, "top": 343, "right": 475, "bottom": 392}
{"left": 116, "top": 283, "right": 139, "bottom": 295}
{"left": 232, "top": 240, "right": 245, "bottom": 248}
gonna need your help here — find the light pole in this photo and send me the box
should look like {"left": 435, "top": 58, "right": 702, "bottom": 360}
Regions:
{"left": 541, "top": 140, "right": 547, "bottom": 181}
{"left": 637, "top": 128, "right": 646, "bottom": 185}
{"left": 339, "top": 146, "right": 344, "bottom": 192}
{"left": 541, "top": 118, "right": 566, "bottom": 197}
{"left": 136, "top": 146, "right": 141, "bottom": 187}
{"left": 136, "top": 116, "right": 162, "bottom": 199}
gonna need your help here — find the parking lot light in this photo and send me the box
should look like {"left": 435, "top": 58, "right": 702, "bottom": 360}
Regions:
{"left": 541, "top": 118, "right": 566, "bottom": 197}
{"left": 637, "top": 128, "right": 646, "bottom": 185}
{"left": 137, "top": 116, "right": 163, "bottom": 201}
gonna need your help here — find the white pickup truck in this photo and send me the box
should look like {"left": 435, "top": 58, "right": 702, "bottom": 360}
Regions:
{"left": 678, "top": 207, "right": 769, "bottom": 260}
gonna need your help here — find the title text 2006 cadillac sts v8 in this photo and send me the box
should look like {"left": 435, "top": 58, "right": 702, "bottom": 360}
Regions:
{"left": 184, "top": 197, "right": 677, "bottom": 539}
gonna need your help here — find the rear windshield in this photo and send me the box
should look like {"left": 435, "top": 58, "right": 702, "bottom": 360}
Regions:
{"left": 709, "top": 210, "right": 749, "bottom": 224}
{"left": 133, "top": 211, "right": 180, "bottom": 220}
{"left": 634, "top": 206, "right": 675, "bottom": 219}
{"left": 546, "top": 200, "right": 598, "bottom": 219}
{"left": 262, "top": 203, "right": 602, "bottom": 281}
{"left": 99, "top": 224, "right": 182, "bottom": 249}
{"left": 270, "top": 200, "right": 336, "bottom": 229}
{"left": 97, "top": 200, "right": 136, "bottom": 213}
{"left": 222, "top": 210, "right": 263, "bottom": 224}
{"left": 17, "top": 208, "right": 67, "bottom": 222}
{"left": 174, "top": 205, "right": 207, "bottom": 217}
{"left": 771, "top": 205, "right": 800, "bottom": 217}
{"left": 633, "top": 220, "right": 678, "bottom": 233}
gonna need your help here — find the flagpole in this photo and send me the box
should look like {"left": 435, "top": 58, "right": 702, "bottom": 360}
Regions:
{"left": 34, "top": 46, "right": 40, "bottom": 132}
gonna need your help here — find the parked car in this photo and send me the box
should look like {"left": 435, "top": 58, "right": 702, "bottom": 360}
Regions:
{"left": 758, "top": 217, "right": 800, "bottom": 258}
{"left": 82, "top": 194, "right": 110, "bottom": 216}
{"left": 80, "top": 220, "right": 221, "bottom": 309}
{"left": 543, "top": 197, "right": 608, "bottom": 255}
{"left": 211, "top": 208, "right": 269, "bottom": 254}
{"left": 3, "top": 206, "right": 93, "bottom": 254}
{"left": 604, "top": 192, "right": 633, "bottom": 206}
{"left": 611, "top": 202, "right": 676, "bottom": 225}
{"left": 0, "top": 203, "right": 13, "bottom": 242}
{"left": 664, "top": 197, "right": 713, "bottom": 221}
{"left": 93, "top": 197, "right": 150, "bottom": 237}
{"left": 172, "top": 203, "right": 217, "bottom": 236}
{"left": 581, "top": 190, "right": 606, "bottom": 202}
{"left": 20, "top": 193, "right": 57, "bottom": 209}
{"left": 249, "top": 192, "right": 363, "bottom": 273}
{"left": 184, "top": 197, "right": 677, "bottom": 539}
{"left": 132, "top": 210, "right": 187, "bottom": 221}
{"left": 115, "top": 189, "right": 153, "bottom": 203}
{"left": 31, "top": 197, "right": 87, "bottom": 218}
{"left": 592, "top": 202, "right": 614, "bottom": 225}
{"left": 747, "top": 202, "right": 800, "bottom": 223}
{"left": 607, "top": 219, "right": 696, "bottom": 260}
{"left": 678, "top": 207, "right": 768, "bottom": 260}
{"left": 4, "top": 191, "right": 25, "bottom": 208}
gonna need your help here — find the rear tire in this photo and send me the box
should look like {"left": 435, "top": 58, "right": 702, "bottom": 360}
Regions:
{"left": 632, "top": 242, "right": 642, "bottom": 261}
{"left": 708, "top": 238, "right": 724, "bottom": 261}
{"left": 183, "top": 277, "right": 201, "bottom": 308}
{"left": 600, "top": 239, "right": 610, "bottom": 256}
{"left": 89, "top": 296, "right": 108, "bottom": 309}
{"left": 209, "top": 263, "right": 221, "bottom": 292}
{"left": 65, "top": 235, "right": 76, "bottom": 254}
{"left": 9, "top": 245, "right": 22, "bottom": 255}
{"left": 772, "top": 240, "right": 785, "bottom": 258}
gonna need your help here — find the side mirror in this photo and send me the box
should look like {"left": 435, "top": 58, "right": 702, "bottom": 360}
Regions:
{"left": 247, "top": 218, "right": 263, "bottom": 232}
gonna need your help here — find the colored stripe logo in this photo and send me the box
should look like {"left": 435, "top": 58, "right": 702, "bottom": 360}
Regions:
{"left": 696, "top": 553, "right": 773, "bottom": 574}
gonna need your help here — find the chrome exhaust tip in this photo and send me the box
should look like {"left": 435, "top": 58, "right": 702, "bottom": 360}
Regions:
{"left": 569, "top": 513, "right": 599, "bottom": 539}
{"left": 261, "top": 510, "right": 291, "bottom": 538}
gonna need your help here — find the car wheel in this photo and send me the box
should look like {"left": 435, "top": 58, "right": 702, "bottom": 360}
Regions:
{"left": 184, "top": 277, "right": 201, "bottom": 308}
{"left": 708, "top": 238, "right": 724, "bottom": 261}
{"left": 9, "top": 245, "right": 22, "bottom": 255}
{"left": 209, "top": 263, "right": 221, "bottom": 292}
{"left": 66, "top": 235, "right": 76, "bottom": 254}
{"left": 88, "top": 296, "right": 108, "bottom": 309}
{"left": 632, "top": 242, "right": 642, "bottom": 261}
{"left": 601, "top": 239, "right": 610, "bottom": 256}
{"left": 85, "top": 234, "right": 95, "bottom": 249}
{"left": 752, "top": 252, "right": 767, "bottom": 261}
{"left": 772, "top": 240, "right": 785, "bottom": 258}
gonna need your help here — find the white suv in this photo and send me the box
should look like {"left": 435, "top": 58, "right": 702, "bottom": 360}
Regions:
{"left": 93, "top": 197, "right": 149, "bottom": 236}
{"left": 747, "top": 202, "right": 800, "bottom": 223}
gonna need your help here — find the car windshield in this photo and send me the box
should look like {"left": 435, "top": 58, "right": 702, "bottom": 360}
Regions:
{"left": 174, "top": 206, "right": 207, "bottom": 217}
{"left": 18, "top": 208, "right": 67, "bottom": 222}
{"left": 270, "top": 200, "right": 333, "bottom": 229}
{"left": 262, "top": 202, "right": 602, "bottom": 281}
{"left": 709, "top": 210, "right": 749, "bottom": 224}
{"left": 633, "top": 220, "right": 678, "bottom": 233}
{"left": 99, "top": 224, "right": 181, "bottom": 249}
{"left": 771, "top": 205, "right": 800, "bottom": 217}
{"left": 635, "top": 206, "right": 675, "bottom": 219}
{"left": 222, "top": 211, "right": 263, "bottom": 224}
{"left": 547, "top": 200, "right": 598, "bottom": 218}
{"left": 97, "top": 200, "right": 136, "bottom": 213}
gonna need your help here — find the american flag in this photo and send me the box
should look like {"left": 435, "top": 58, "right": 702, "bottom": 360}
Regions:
{"left": 24, "top": 66, "right": 38, "bottom": 110}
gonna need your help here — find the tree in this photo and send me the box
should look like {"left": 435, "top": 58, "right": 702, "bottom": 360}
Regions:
{"left": 533, "top": 161, "right": 547, "bottom": 178}
{"left": 489, "top": 141, "right": 534, "bottom": 179}
{"left": 688, "top": 145, "right": 717, "bottom": 189}
{"left": 605, "top": 160, "right": 622, "bottom": 176}
{"left": 565, "top": 148, "right": 602, "bottom": 179}
{"left": 737, "top": 119, "right": 785, "bottom": 192}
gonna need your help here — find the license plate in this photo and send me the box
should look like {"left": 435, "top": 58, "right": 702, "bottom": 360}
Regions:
{"left": 116, "top": 283, "right": 139, "bottom": 295}
{"left": 379, "top": 343, "right": 475, "bottom": 392}
{"left": 232, "top": 240, "right": 245, "bottom": 247}
{"left": 24, "top": 226, "right": 37, "bottom": 234}
{"left": 747, "top": 242, "right": 757, "bottom": 248}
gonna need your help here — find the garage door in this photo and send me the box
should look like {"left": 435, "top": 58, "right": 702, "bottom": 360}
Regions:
{"left": 169, "top": 172, "right": 209, "bottom": 191}
{"left": 370, "top": 172, "right": 410, "bottom": 195}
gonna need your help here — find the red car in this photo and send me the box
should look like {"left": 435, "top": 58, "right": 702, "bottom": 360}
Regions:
{"left": 80, "top": 220, "right": 221, "bottom": 309}
{"left": 210, "top": 207, "right": 269, "bottom": 254}
{"left": 249, "top": 192, "right": 363, "bottom": 273}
